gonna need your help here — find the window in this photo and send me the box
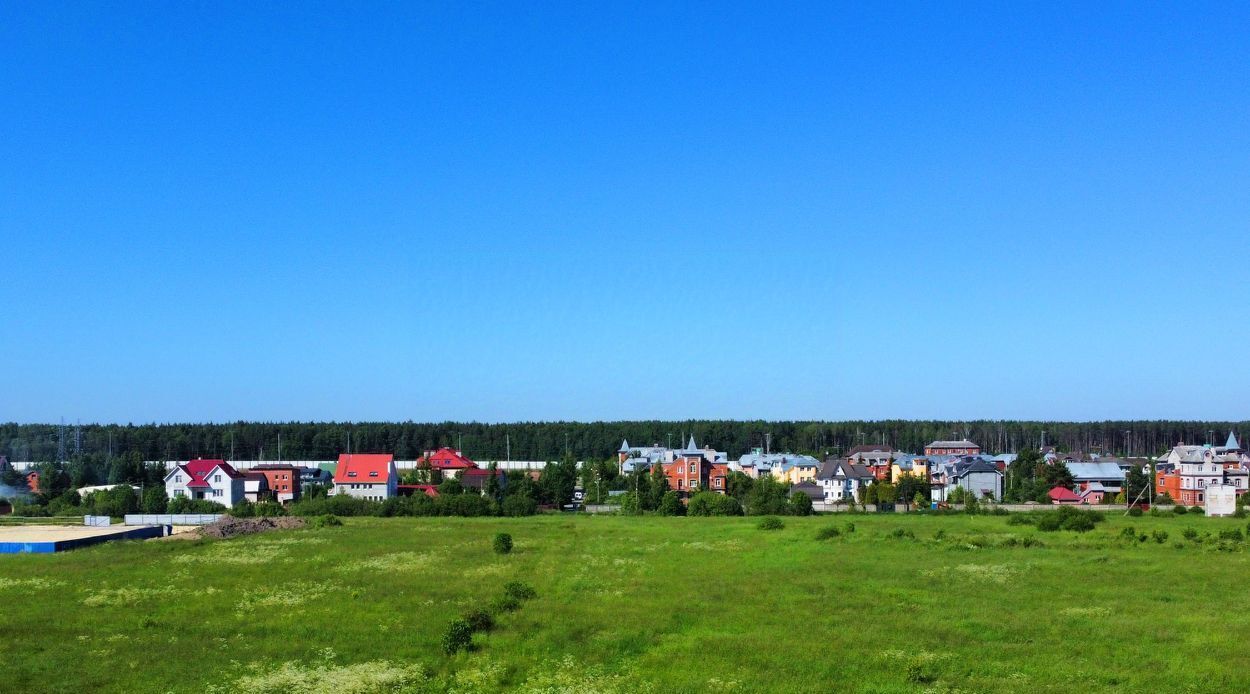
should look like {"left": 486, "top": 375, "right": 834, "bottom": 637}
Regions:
{"left": 348, "top": 471, "right": 357, "bottom": 477}
{"left": 678, "top": 479, "right": 684, "bottom": 489}
{"left": 214, "top": 474, "right": 221, "bottom": 483}
{"left": 213, "top": 489, "right": 222, "bottom": 497}
{"left": 689, "top": 464, "right": 696, "bottom": 473}
{"left": 369, "top": 471, "right": 378, "bottom": 477}
{"left": 175, "top": 474, "right": 182, "bottom": 482}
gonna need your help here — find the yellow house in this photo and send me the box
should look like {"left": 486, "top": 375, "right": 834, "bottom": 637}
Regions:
{"left": 771, "top": 458, "right": 821, "bottom": 485}
{"left": 891, "top": 456, "right": 929, "bottom": 484}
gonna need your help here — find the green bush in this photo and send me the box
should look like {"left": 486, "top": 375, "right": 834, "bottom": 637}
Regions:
{"left": 490, "top": 595, "right": 521, "bottom": 613}
{"left": 1119, "top": 527, "right": 1138, "bottom": 541}
{"left": 1036, "top": 514, "right": 1063, "bottom": 532}
{"left": 1173, "top": 505, "right": 1188, "bottom": 515}
{"left": 442, "top": 618, "right": 474, "bottom": 655}
{"left": 1061, "top": 513, "right": 1096, "bottom": 532}
{"left": 618, "top": 491, "right": 642, "bottom": 516}
{"left": 464, "top": 609, "right": 494, "bottom": 632}
{"left": 788, "top": 492, "right": 813, "bottom": 516}
{"left": 1190, "top": 506, "right": 1205, "bottom": 515}
{"left": 756, "top": 516, "right": 785, "bottom": 531}
{"left": 311, "top": 514, "right": 343, "bottom": 528}
{"left": 888, "top": 528, "right": 915, "bottom": 540}
{"left": 1235, "top": 507, "right": 1247, "bottom": 519}
{"left": 687, "top": 492, "right": 744, "bottom": 517}
{"left": 501, "top": 494, "right": 538, "bottom": 517}
{"left": 1218, "top": 528, "right": 1244, "bottom": 542}
{"left": 844, "top": 521, "right": 856, "bottom": 533}
{"left": 503, "top": 581, "right": 536, "bottom": 602}
{"left": 1127, "top": 507, "right": 1143, "bottom": 517}
{"left": 815, "top": 526, "right": 840, "bottom": 540}
{"left": 1152, "top": 530, "right": 1169, "bottom": 544}
{"left": 658, "top": 490, "right": 683, "bottom": 516}
{"left": 1182, "top": 528, "right": 1200, "bottom": 541}
{"left": 493, "top": 532, "right": 513, "bottom": 555}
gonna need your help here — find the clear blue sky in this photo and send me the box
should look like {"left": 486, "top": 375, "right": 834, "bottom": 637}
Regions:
{"left": 2, "top": 2, "right": 1247, "bottom": 424}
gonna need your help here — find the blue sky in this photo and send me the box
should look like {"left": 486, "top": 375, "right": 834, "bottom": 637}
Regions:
{"left": 2, "top": 2, "right": 1247, "bottom": 423}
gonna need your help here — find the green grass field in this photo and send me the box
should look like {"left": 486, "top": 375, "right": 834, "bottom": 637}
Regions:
{"left": 5, "top": 512, "right": 1250, "bottom": 693}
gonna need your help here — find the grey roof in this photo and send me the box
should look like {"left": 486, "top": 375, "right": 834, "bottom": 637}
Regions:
{"left": 619, "top": 439, "right": 630, "bottom": 453}
{"left": 792, "top": 481, "right": 824, "bottom": 500}
{"left": 816, "top": 458, "right": 874, "bottom": 481}
{"left": 955, "top": 460, "right": 1001, "bottom": 478}
{"left": 1228, "top": 432, "right": 1240, "bottom": 451}
{"left": 1064, "top": 462, "right": 1127, "bottom": 481}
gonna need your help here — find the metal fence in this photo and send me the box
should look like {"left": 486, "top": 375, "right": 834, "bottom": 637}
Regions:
{"left": 124, "top": 514, "right": 223, "bottom": 526}
{"left": 83, "top": 515, "right": 111, "bottom": 527}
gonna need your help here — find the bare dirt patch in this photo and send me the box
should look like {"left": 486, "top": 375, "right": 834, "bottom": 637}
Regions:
{"left": 196, "top": 516, "right": 306, "bottom": 539}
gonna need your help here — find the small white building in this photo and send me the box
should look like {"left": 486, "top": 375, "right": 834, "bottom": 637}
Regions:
{"left": 1206, "top": 483, "right": 1237, "bottom": 517}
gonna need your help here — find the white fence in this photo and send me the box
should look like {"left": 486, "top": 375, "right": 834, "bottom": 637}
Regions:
{"left": 83, "top": 515, "right": 111, "bottom": 527}
{"left": 125, "top": 514, "right": 223, "bottom": 526}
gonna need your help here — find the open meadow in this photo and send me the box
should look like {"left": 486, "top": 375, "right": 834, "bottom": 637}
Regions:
{"left": 4, "top": 511, "right": 1250, "bottom": 693}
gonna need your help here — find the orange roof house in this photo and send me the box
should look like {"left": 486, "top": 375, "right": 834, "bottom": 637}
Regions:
{"left": 333, "top": 453, "right": 398, "bottom": 501}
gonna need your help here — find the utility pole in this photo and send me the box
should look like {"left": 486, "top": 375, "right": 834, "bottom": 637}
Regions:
{"left": 506, "top": 433, "right": 511, "bottom": 462}
{"left": 278, "top": 433, "right": 282, "bottom": 463}
{"left": 765, "top": 433, "right": 772, "bottom": 455}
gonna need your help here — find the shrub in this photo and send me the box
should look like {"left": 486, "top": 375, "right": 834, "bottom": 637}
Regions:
{"left": 657, "top": 490, "right": 683, "bottom": 516}
{"left": 311, "top": 514, "right": 342, "bottom": 528}
{"left": 844, "top": 522, "right": 856, "bottom": 533}
{"left": 442, "top": 618, "right": 474, "bottom": 655}
{"left": 492, "top": 532, "right": 513, "bottom": 555}
{"left": 1127, "top": 507, "right": 1143, "bottom": 517}
{"left": 490, "top": 595, "right": 521, "bottom": 613}
{"left": 1190, "top": 506, "right": 1205, "bottom": 515}
{"left": 1152, "top": 530, "right": 1169, "bottom": 544}
{"left": 1218, "top": 528, "right": 1244, "bottom": 542}
{"left": 230, "top": 499, "right": 256, "bottom": 518}
{"left": 788, "top": 492, "right": 813, "bottom": 517}
{"left": 888, "top": 528, "right": 915, "bottom": 540}
{"left": 757, "top": 516, "right": 785, "bottom": 531}
{"left": 1061, "top": 514, "right": 1096, "bottom": 532}
{"left": 1182, "top": 528, "right": 1200, "bottom": 541}
{"left": 1235, "top": 508, "right": 1247, "bottom": 519}
{"left": 687, "top": 492, "right": 743, "bottom": 517}
{"left": 1037, "top": 514, "right": 1063, "bottom": 532}
{"left": 503, "top": 581, "right": 536, "bottom": 602}
{"left": 1173, "top": 505, "right": 1188, "bottom": 515}
{"left": 501, "top": 494, "right": 538, "bottom": 517}
{"left": 934, "top": 529, "right": 946, "bottom": 540}
{"left": 1020, "top": 536, "right": 1042, "bottom": 548}
{"left": 618, "top": 491, "right": 642, "bottom": 516}
{"left": 253, "top": 501, "right": 287, "bottom": 517}
{"left": 1119, "top": 527, "right": 1139, "bottom": 541}
{"left": 463, "top": 609, "right": 494, "bottom": 632}
{"left": 815, "top": 526, "right": 841, "bottom": 540}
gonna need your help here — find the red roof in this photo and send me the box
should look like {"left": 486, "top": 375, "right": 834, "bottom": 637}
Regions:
{"left": 426, "top": 448, "right": 477, "bottom": 470}
{"left": 334, "top": 454, "right": 395, "bottom": 484}
{"left": 175, "top": 459, "right": 243, "bottom": 489}
{"left": 397, "top": 484, "right": 439, "bottom": 498}
{"left": 1048, "top": 486, "right": 1082, "bottom": 502}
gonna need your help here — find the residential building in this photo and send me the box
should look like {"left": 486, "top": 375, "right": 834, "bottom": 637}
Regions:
{"left": 424, "top": 448, "right": 479, "bottom": 479}
{"left": 925, "top": 440, "right": 982, "bottom": 457}
{"left": 1048, "top": 487, "right": 1082, "bottom": 505}
{"left": 734, "top": 449, "right": 817, "bottom": 480}
{"left": 890, "top": 455, "right": 930, "bottom": 484}
{"left": 815, "top": 458, "right": 874, "bottom": 504}
{"left": 459, "top": 467, "right": 507, "bottom": 496}
{"left": 850, "top": 448, "right": 895, "bottom": 480}
{"left": 250, "top": 464, "right": 302, "bottom": 503}
{"left": 397, "top": 484, "right": 440, "bottom": 498}
{"left": 791, "top": 481, "right": 824, "bottom": 503}
{"left": 1155, "top": 445, "right": 1236, "bottom": 505}
{"left": 661, "top": 438, "right": 729, "bottom": 496}
{"left": 332, "top": 453, "right": 398, "bottom": 501}
{"left": 164, "top": 459, "right": 245, "bottom": 506}
{"left": 772, "top": 456, "right": 822, "bottom": 485}
{"left": 931, "top": 457, "right": 1002, "bottom": 502}
{"left": 619, "top": 438, "right": 728, "bottom": 475}
{"left": 243, "top": 472, "right": 271, "bottom": 503}
{"left": 1064, "top": 462, "right": 1126, "bottom": 497}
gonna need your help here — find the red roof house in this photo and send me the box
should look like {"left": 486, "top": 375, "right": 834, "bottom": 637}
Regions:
{"left": 164, "top": 459, "right": 245, "bottom": 506}
{"left": 397, "top": 484, "right": 440, "bottom": 498}
{"left": 1048, "top": 486, "right": 1082, "bottom": 505}
{"left": 424, "top": 448, "right": 478, "bottom": 478}
{"left": 333, "top": 453, "right": 398, "bottom": 500}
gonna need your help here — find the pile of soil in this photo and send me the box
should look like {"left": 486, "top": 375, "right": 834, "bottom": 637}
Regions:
{"left": 196, "top": 515, "right": 306, "bottom": 539}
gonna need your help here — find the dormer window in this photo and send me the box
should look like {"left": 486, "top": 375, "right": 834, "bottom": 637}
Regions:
{"left": 369, "top": 471, "right": 378, "bottom": 477}
{"left": 348, "top": 471, "right": 357, "bottom": 477}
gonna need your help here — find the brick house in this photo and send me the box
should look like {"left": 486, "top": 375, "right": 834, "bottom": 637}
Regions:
{"left": 924, "top": 440, "right": 982, "bottom": 456}
{"left": 250, "top": 464, "right": 302, "bottom": 503}
{"left": 662, "top": 438, "right": 729, "bottom": 496}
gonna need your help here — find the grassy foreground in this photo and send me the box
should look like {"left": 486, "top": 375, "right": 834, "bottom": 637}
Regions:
{"left": 5, "top": 512, "right": 1250, "bottom": 693}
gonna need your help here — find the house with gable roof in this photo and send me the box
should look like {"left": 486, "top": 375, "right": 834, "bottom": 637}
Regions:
{"left": 164, "top": 459, "right": 245, "bottom": 506}
{"left": 424, "top": 448, "right": 478, "bottom": 479}
{"left": 661, "top": 437, "right": 730, "bottom": 496}
{"left": 815, "top": 457, "right": 874, "bottom": 504}
{"left": 332, "top": 453, "right": 398, "bottom": 501}
{"left": 931, "top": 456, "right": 1003, "bottom": 503}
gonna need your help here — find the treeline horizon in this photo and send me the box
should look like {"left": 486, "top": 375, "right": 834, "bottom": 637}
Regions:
{"left": 3, "top": 419, "right": 1247, "bottom": 464}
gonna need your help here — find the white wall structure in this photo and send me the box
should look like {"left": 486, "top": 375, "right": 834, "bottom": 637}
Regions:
{"left": 1206, "top": 484, "right": 1237, "bottom": 517}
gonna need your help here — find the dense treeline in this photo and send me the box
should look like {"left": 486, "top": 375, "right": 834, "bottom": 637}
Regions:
{"left": 3, "top": 419, "right": 1247, "bottom": 464}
